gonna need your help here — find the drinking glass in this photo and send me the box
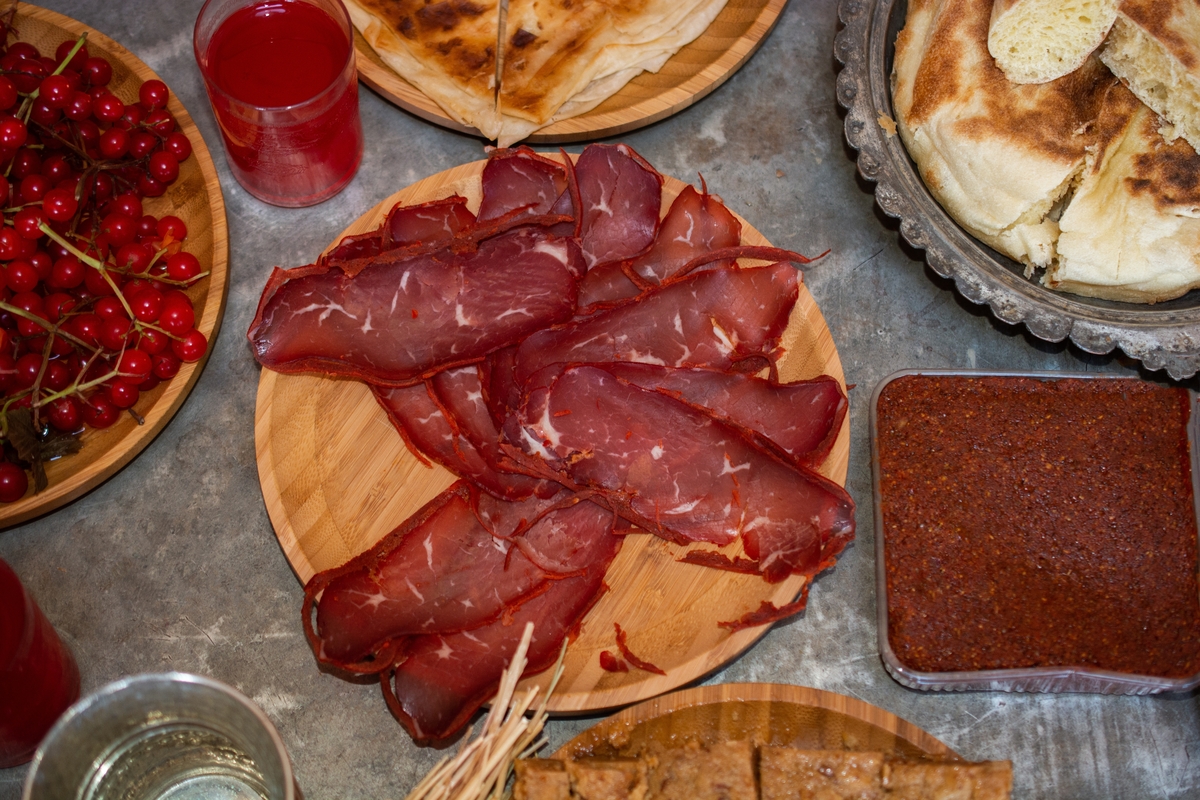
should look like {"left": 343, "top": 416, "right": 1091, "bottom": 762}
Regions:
{"left": 0, "top": 558, "right": 80, "bottom": 769}
{"left": 23, "top": 673, "right": 297, "bottom": 800}
{"left": 193, "top": 0, "right": 363, "bottom": 207}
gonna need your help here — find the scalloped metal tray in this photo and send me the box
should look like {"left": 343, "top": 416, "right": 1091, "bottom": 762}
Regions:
{"left": 834, "top": 0, "right": 1200, "bottom": 381}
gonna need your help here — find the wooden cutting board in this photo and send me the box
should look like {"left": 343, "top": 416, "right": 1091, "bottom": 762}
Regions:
{"left": 254, "top": 154, "right": 848, "bottom": 712}
{"left": 555, "top": 683, "right": 958, "bottom": 760}
{"left": 354, "top": 0, "right": 788, "bottom": 142}
{"left": 0, "top": 5, "right": 229, "bottom": 528}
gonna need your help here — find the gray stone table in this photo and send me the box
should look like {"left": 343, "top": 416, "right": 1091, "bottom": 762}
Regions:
{"left": 2, "top": 0, "right": 1198, "bottom": 798}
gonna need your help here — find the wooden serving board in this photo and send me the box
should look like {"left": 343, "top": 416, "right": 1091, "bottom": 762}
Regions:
{"left": 354, "top": 0, "right": 788, "bottom": 142}
{"left": 255, "top": 155, "right": 848, "bottom": 712}
{"left": 0, "top": 6, "right": 230, "bottom": 528}
{"left": 555, "top": 683, "right": 958, "bottom": 761}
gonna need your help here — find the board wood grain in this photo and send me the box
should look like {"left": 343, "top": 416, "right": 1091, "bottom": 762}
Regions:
{"left": 0, "top": 6, "right": 230, "bottom": 528}
{"left": 255, "top": 155, "right": 848, "bottom": 712}
{"left": 354, "top": 0, "right": 788, "bottom": 142}
{"left": 554, "top": 683, "right": 958, "bottom": 761}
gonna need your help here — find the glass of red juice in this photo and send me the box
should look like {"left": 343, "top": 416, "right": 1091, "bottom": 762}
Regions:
{"left": 0, "top": 558, "right": 81, "bottom": 768}
{"left": 193, "top": 0, "right": 363, "bottom": 207}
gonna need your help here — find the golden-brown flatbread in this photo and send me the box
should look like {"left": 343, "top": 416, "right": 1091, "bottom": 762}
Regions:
{"left": 345, "top": 0, "right": 502, "bottom": 139}
{"left": 1048, "top": 83, "right": 1200, "bottom": 302}
{"left": 1100, "top": 0, "right": 1200, "bottom": 153}
{"left": 892, "top": 0, "right": 1114, "bottom": 270}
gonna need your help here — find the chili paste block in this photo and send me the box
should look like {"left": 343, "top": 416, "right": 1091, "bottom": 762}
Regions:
{"left": 874, "top": 374, "right": 1200, "bottom": 678}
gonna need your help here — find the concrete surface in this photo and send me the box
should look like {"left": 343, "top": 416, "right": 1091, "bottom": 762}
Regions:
{"left": 1, "top": 0, "right": 1198, "bottom": 798}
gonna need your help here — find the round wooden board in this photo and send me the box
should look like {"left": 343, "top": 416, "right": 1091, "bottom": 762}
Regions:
{"left": 554, "top": 683, "right": 958, "bottom": 761}
{"left": 0, "top": 6, "right": 230, "bottom": 529}
{"left": 354, "top": 0, "right": 788, "bottom": 142}
{"left": 255, "top": 154, "right": 848, "bottom": 712}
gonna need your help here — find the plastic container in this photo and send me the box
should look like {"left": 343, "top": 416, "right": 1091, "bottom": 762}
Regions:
{"left": 869, "top": 369, "right": 1200, "bottom": 695}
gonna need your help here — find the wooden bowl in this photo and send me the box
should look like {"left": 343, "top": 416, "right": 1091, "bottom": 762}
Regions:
{"left": 354, "top": 0, "right": 788, "bottom": 142}
{"left": 0, "top": 6, "right": 230, "bottom": 528}
{"left": 555, "top": 683, "right": 957, "bottom": 760}
{"left": 254, "top": 155, "right": 848, "bottom": 712}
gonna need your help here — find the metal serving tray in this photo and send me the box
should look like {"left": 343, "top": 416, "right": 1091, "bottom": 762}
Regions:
{"left": 869, "top": 369, "right": 1200, "bottom": 695}
{"left": 835, "top": 0, "right": 1200, "bottom": 381}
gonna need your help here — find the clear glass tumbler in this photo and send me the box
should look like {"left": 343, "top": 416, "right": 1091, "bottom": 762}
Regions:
{"left": 23, "top": 673, "right": 296, "bottom": 800}
{"left": 193, "top": 0, "right": 363, "bottom": 207}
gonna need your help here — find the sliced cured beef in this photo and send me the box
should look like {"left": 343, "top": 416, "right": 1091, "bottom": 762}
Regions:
{"left": 478, "top": 147, "right": 569, "bottom": 222}
{"left": 626, "top": 183, "right": 741, "bottom": 286}
{"left": 380, "top": 522, "right": 620, "bottom": 742}
{"left": 304, "top": 483, "right": 549, "bottom": 668}
{"left": 248, "top": 227, "right": 583, "bottom": 386}
{"left": 383, "top": 195, "right": 476, "bottom": 248}
{"left": 513, "top": 365, "right": 856, "bottom": 583}
{"left": 512, "top": 263, "right": 800, "bottom": 388}
{"left": 320, "top": 231, "right": 382, "bottom": 265}
{"left": 430, "top": 366, "right": 557, "bottom": 497}
{"left": 575, "top": 144, "right": 663, "bottom": 269}
{"left": 597, "top": 363, "right": 848, "bottom": 468}
{"left": 481, "top": 344, "right": 522, "bottom": 427}
{"left": 373, "top": 383, "right": 545, "bottom": 500}
{"left": 576, "top": 261, "right": 642, "bottom": 313}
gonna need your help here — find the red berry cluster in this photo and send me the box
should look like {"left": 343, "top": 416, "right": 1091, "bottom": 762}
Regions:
{"left": 0, "top": 25, "right": 210, "bottom": 502}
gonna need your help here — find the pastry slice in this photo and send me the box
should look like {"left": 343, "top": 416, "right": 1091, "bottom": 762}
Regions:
{"left": 1100, "top": 0, "right": 1200, "bottom": 153}
{"left": 345, "top": 0, "right": 503, "bottom": 139}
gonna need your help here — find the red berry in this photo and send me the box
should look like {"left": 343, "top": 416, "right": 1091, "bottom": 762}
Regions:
{"left": 116, "top": 103, "right": 144, "bottom": 130}
{"left": 13, "top": 207, "right": 46, "bottom": 240}
{"left": 0, "top": 462, "right": 28, "bottom": 503}
{"left": 83, "top": 56, "right": 112, "bottom": 87}
{"left": 43, "top": 359, "right": 69, "bottom": 391}
{"left": 40, "top": 154, "right": 73, "bottom": 183}
{"left": 151, "top": 351, "right": 180, "bottom": 380}
{"left": 106, "top": 378, "right": 139, "bottom": 408}
{"left": 115, "top": 242, "right": 153, "bottom": 274}
{"left": 92, "top": 92, "right": 124, "bottom": 122}
{"left": 0, "top": 77, "right": 17, "bottom": 111}
{"left": 129, "top": 287, "right": 163, "bottom": 322}
{"left": 148, "top": 151, "right": 179, "bottom": 184}
{"left": 0, "top": 117, "right": 26, "bottom": 149}
{"left": 139, "top": 79, "right": 169, "bottom": 110}
{"left": 42, "top": 188, "right": 78, "bottom": 222}
{"left": 13, "top": 352, "right": 41, "bottom": 389}
{"left": 128, "top": 129, "right": 157, "bottom": 159}
{"left": 159, "top": 294, "right": 195, "bottom": 335}
{"left": 64, "top": 90, "right": 92, "bottom": 121}
{"left": 144, "top": 108, "right": 176, "bottom": 136}
{"left": 99, "top": 316, "right": 131, "bottom": 351}
{"left": 48, "top": 255, "right": 84, "bottom": 290}
{"left": 10, "top": 147, "right": 40, "bottom": 179}
{"left": 0, "top": 228, "right": 24, "bottom": 261}
{"left": 137, "top": 171, "right": 166, "bottom": 198}
{"left": 166, "top": 252, "right": 202, "bottom": 282}
{"left": 68, "top": 313, "right": 102, "bottom": 347}
{"left": 29, "top": 99, "right": 60, "bottom": 127}
{"left": 171, "top": 329, "right": 207, "bottom": 363}
{"left": 39, "top": 74, "right": 72, "bottom": 109}
{"left": 18, "top": 173, "right": 50, "bottom": 203}
{"left": 118, "top": 349, "right": 152, "bottom": 383}
{"left": 100, "top": 212, "right": 136, "bottom": 248}
{"left": 81, "top": 393, "right": 118, "bottom": 428}
{"left": 107, "top": 193, "right": 143, "bottom": 220}
{"left": 5, "top": 260, "right": 38, "bottom": 293}
{"left": 83, "top": 263, "right": 117, "bottom": 297}
{"left": 43, "top": 292, "right": 75, "bottom": 322}
{"left": 47, "top": 396, "right": 80, "bottom": 432}
{"left": 98, "top": 126, "right": 128, "bottom": 158}
{"left": 164, "top": 132, "right": 192, "bottom": 162}
{"left": 156, "top": 216, "right": 187, "bottom": 241}
{"left": 94, "top": 297, "right": 127, "bottom": 321}
{"left": 135, "top": 327, "right": 168, "bottom": 355}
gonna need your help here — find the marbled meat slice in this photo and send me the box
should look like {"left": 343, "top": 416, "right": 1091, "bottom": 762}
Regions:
{"left": 380, "top": 515, "right": 620, "bottom": 742}
{"left": 303, "top": 483, "right": 548, "bottom": 669}
{"left": 320, "top": 230, "right": 382, "bottom": 265}
{"left": 478, "top": 147, "right": 569, "bottom": 222}
{"left": 430, "top": 366, "right": 557, "bottom": 497}
{"left": 513, "top": 365, "right": 855, "bottom": 583}
{"left": 248, "top": 227, "right": 583, "bottom": 385}
{"left": 384, "top": 194, "right": 476, "bottom": 248}
{"left": 626, "top": 182, "right": 741, "bottom": 285}
{"left": 576, "top": 261, "right": 642, "bottom": 313}
{"left": 598, "top": 363, "right": 848, "bottom": 468}
{"left": 575, "top": 144, "right": 663, "bottom": 269}
{"left": 374, "top": 383, "right": 544, "bottom": 500}
{"left": 512, "top": 263, "right": 800, "bottom": 388}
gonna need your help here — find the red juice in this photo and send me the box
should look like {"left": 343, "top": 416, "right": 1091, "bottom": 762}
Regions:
{"left": 0, "top": 559, "right": 80, "bottom": 767}
{"left": 195, "top": 0, "right": 363, "bottom": 206}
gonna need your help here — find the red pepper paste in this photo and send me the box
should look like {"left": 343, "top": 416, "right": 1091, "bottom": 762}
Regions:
{"left": 876, "top": 375, "right": 1200, "bottom": 677}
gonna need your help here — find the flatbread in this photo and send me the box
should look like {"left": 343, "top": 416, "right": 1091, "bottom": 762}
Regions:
{"left": 346, "top": 0, "right": 503, "bottom": 139}
{"left": 1100, "top": 0, "right": 1200, "bottom": 154}
{"left": 497, "top": 0, "right": 728, "bottom": 143}
{"left": 987, "top": 0, "right": 1118, "bottom": 84}
{"left": 892, "top": 0, "right": 1114, "bottom": 270}
{"left": 349, "top": 0, "right": 729, "bottom": 146}
{"left": 1048, "top": 84, "right": 1200, "bottom": 303}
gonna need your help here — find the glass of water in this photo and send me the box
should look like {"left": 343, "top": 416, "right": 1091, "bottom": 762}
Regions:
{"left": 23, "top": 673, "right": 296, "bottom": 800}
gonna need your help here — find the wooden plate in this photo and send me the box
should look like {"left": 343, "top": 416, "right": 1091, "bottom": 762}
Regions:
{"left": 0, "top": 6, "right": 229, "bottom": 528}
{"left": 555, "top": 683, "right": 958, "bottom": 760}
{"left": 255, "top": 154, "right": 848, "bottom": 712}
{"left": 354, "top": 0, "right": 788, "bottom": 142}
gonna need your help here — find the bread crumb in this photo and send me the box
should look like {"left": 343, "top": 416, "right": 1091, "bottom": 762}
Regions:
{"left": 776, "top": 169, "right": 785, "bottom": 178}
{"left": 877, "top": 113, "right": 897, "bottom": 136}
